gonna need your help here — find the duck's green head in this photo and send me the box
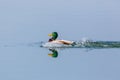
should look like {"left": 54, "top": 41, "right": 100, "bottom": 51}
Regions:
{"left": 48, "top": 32, "right": 58, "bottom": 40}
{"left": 48, "top": 49, "right": 58, "bottom": 58}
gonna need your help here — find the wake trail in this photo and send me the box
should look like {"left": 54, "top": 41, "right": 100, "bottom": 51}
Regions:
{"left": 41, "top": 40, "right": 120, "bottom": 48}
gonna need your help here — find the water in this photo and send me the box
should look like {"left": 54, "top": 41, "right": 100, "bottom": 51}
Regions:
{"left": 0, "top": 42, "right": 120, "bottom": 80}
{"left": 1, "top": 0, "right": 120, "bottom": 80}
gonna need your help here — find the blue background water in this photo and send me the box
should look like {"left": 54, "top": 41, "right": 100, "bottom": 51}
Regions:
{"left": 0, "top": 0, "right": 120, "bottom": 80}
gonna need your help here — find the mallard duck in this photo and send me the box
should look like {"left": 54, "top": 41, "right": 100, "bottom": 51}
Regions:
{"left": 48, "top": 32, "right": 75, "bottom": 45}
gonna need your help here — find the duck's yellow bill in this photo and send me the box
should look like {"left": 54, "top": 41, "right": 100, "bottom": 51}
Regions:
{"left": 48, "top": 33, "right": 52, "bottom": 37}
{"left": 48, "top": 53, "right": 53, "bottom": 57}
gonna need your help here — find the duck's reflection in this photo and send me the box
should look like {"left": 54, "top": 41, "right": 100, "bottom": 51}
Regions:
{"left": 48, "top": 49, "right": 58, "bottom": 58}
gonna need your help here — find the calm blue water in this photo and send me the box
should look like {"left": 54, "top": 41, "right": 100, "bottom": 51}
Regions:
{"left": 0, "top": 0, "right": 120, "bottom": 80}
{"left": 0, "top": 44, "right": 120, "bottom": 80}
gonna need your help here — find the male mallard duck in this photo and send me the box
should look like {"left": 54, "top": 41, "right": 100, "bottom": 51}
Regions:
{"left": 48, "top": 32, "right": 75, "bottom": 45}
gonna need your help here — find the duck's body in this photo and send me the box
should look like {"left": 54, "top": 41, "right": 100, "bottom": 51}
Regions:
{"left": 48, "top": 32, "right": 75, "bottom": 45}
{"left": 50, "top": 40, "right": 74, "bottom": 45}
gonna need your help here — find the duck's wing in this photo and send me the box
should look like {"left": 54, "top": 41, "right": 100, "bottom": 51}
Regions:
{"left": 57, "top": 40, "right": 74, "bottom": 45}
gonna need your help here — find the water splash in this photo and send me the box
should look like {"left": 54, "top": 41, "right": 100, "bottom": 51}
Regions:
{"left": 40, "top": 40, "right": 120, "bottom": 48}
